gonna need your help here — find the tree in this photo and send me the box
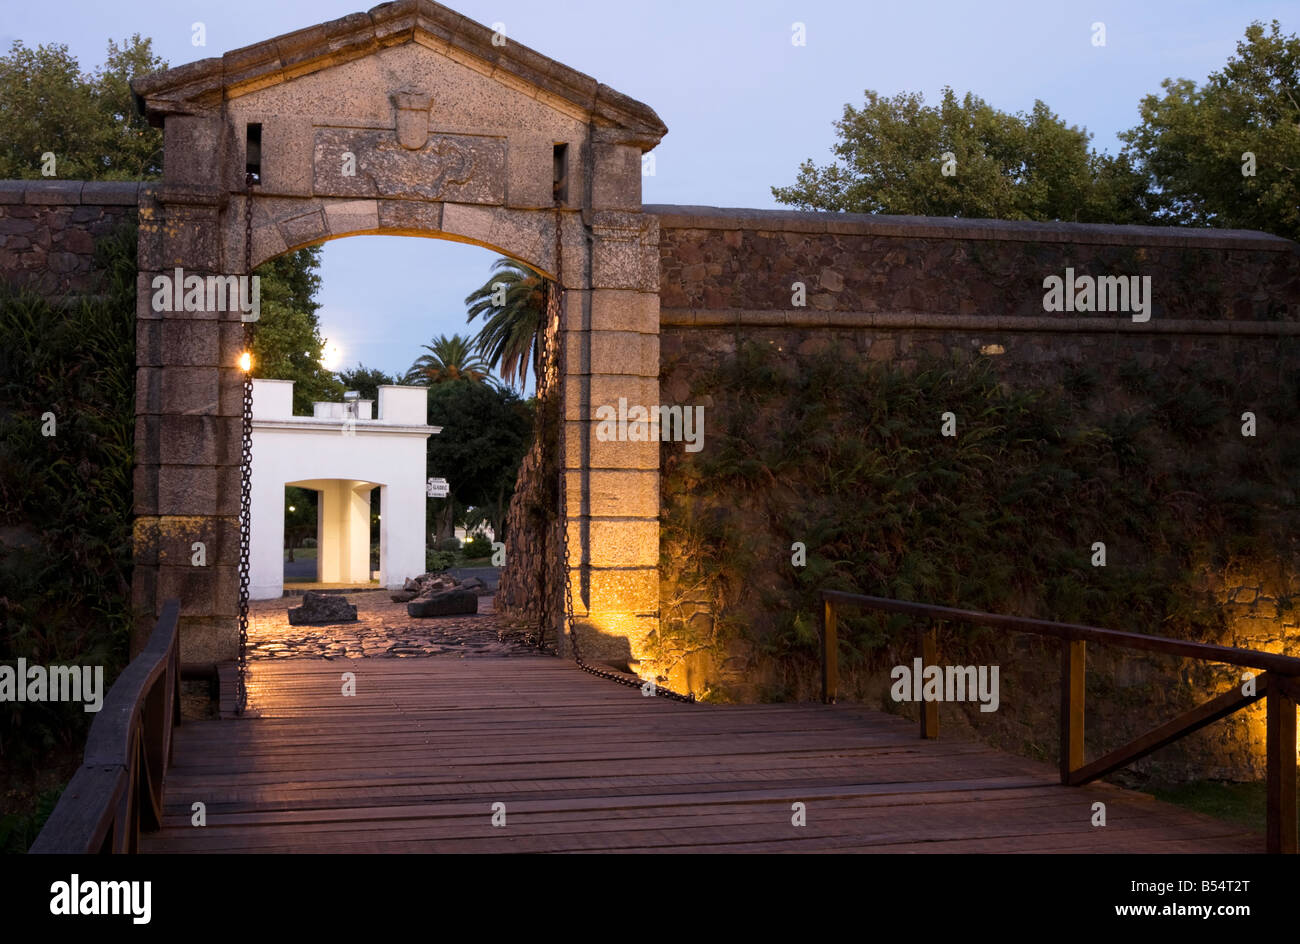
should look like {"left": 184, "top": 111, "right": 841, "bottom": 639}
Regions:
{"left": 338, "top": 364, "right": 397, "bottom": 402}
{"left": 465, "top": 258, "right": 548, "bottom": 391}
{"left": 425, "top": 381, "right": 533, "bottom": 543}
{"left": 772, "top": 87, "right": 1152, "bottom": 223}
{"left": 403, "top": 333, "right": 495, "bottom": 386}
{"left": 1119, "top": 20, "right": 1300, "bottom": 240}
{"left": 249, "top": 246, "right": 343, "bottom": 413}
{"left": 0, "top": 35, "right": 165, "bottom": 180}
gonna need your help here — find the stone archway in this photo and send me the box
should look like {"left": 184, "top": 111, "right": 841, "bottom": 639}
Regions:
{"left": 130, "top": 0, "right": 665, "bottom": 667}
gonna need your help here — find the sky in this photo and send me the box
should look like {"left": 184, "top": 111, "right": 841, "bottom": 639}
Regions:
{"left": 5, "top": 0, "right": 1296, "bottom": 382}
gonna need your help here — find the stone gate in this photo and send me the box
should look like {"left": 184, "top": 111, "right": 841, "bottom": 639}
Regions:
{"left": 129, "top": 0, "right": 665, "bottom": 664}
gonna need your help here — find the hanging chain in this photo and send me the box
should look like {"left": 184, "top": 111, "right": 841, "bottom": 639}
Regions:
{"left": 236, "top": 175, "right": 256, "bottom": 715}
{"left": 552, "top": 202, "right": 694, "bottom": 704}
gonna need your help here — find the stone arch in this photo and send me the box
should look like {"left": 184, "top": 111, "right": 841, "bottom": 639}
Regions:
{"left": 130, "top": 0, "right": 666, "bottom": 668}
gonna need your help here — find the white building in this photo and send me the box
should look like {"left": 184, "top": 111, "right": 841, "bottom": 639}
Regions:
{"left": 249, "top": 380, "right": 439, "bottom": 600}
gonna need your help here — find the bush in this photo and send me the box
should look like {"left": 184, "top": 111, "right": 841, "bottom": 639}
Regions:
{"left": 436, "top": 536, "right": 461, "bottom": 552}
{"left": 462, "top": 533, "right": 493, "bottom": 559}
{"left": 0, "top": 220, "right": 137, "bottom": 777}
{"left": 425, "top": 549, "right": 456, "bottom": 573}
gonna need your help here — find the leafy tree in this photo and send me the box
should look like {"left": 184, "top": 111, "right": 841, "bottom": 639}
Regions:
{"left": 0, "top": 35, "right": 164, "bottom": 180}
{"left": 403, "top": 333, "right": 495, "bottom": 386}
{"left": 337, "top": 364, "right": 397, "bottom": 402}
{"left": 249, "top": 247, "right": 343, "bottom": 413}
{"left": 1119, "top": 20, "right": 1300, "bottom": 240}
{"left": 425, "top": 381, "right": 532, "bottom": 542}
{"left": 465, "top": 258, "right": 548, "bottom": 391}
{"left": 773, "top": 86, "right": 1152, "bottom": 223}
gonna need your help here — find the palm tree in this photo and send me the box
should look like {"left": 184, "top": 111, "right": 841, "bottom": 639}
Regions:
{"left": 402, "top": 333, "right": 495, "bottom": 386}
{"left": 464, "top": 257, "right": 549, "bottom": 391}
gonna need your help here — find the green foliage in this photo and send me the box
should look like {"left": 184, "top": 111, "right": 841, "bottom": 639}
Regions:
{"left": 0, "top": 220, "right": 137, "bottom": 775}
{"left": 337, "top": 364, "right": 396, "bottom": 402}
{"left": 403, "top": 333, "right": 495, "bottom": 386}
{"left": 772, "top": 86, "right": 1152, "bottom": 223}
{"left": 435, "top": 536, "right": 462, "bottom": 552}
{"left": 425, "top": 549, "right": 457, "bottom": 573}
{"left": 465, "top": 257, "right": 548, "bottom": 392}
{"left": 0, "top": 35, "right": 165, "bottom": 180}
{"left": 660, "top": 341, "right": 1297, "bottom": 688}
{"left": 461, "top": 533, "right": 494, "bottom": 559}
{"left": 1120, "top": 20, "right": 1300, "bottom": 240}
{"left": 249, "top": 247, "right": 342, "bottom": 413}
{"left": 425, "top": 381, "right": 533, "bottom": 542}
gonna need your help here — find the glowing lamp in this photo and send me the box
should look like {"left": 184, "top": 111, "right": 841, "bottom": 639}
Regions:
{"left": 238, "top": 351, "right": 252, "bottom": 372}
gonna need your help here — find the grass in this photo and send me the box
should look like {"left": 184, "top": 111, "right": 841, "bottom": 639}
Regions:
{"left": 1143, "top": 779, "right": 1300, "bottom": 834}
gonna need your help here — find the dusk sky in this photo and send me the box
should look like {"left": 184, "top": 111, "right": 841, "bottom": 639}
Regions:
{"left": 4, "top": 0, "right": 1293, "bottom": 383}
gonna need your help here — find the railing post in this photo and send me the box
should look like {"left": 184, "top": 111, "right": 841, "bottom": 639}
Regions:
{"left": 1265, "top": 678, "right": 1297, "bottom": 854}
{"left": 1060, "top": 638, "right": 1086, "bottom": 784}
{"left": 920, "top": 624, "right": 939, "bottom": 739}
{"left": 821, "top": 596, "right": 838, "bottom": 704}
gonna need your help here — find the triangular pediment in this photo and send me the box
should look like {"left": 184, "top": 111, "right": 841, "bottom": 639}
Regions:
{"left": 132, "top": 0, "right": 666, "bottom": 149}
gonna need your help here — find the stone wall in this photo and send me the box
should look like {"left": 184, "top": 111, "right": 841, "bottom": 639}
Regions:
{"left": 649, "top": 204, "right": 1300, "bottom": 782}
{"left": 0, "top": 182, "right": 141, "bottom": 296}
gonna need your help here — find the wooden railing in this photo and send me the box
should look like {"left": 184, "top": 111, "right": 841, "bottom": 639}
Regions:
{"left": 820, "top": 590, "right": 1300, "bottom": 854}
{"left": 30, "top": 599, "right": 182, "bottom": 853}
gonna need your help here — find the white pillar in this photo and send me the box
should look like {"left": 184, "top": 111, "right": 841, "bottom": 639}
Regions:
{"left": 249, "top": 475, "right": 285, "bottom": 600}
{"left": 344, "top": 483, "right": 371, "bottom": 583}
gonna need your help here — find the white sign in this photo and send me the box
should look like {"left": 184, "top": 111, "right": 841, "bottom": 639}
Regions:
{"left": 427, "top": 477, "right": 449, "bottom": 498}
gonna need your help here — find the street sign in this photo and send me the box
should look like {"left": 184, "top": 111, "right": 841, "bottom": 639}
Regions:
{"left": 427, "top": 477, "right": 449, "bottom": 498}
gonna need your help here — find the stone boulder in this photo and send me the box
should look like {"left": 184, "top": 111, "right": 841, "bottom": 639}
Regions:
{"left": 288, "top": 591, "right": 358, "bottom": 625}
{"left": 390, "top": 590, "right": 417, "bottom": 603}
{"left": 407, "top": 589, "right": 478, "bottom": 618}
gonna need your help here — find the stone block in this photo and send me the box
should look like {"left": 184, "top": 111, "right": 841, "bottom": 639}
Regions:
{"left": 378, "top": 198, "right": 443, "bottom": 234}
{"left": 261, "top": 116, "right": 314, "bottom": 196}
{"left": 160, "top": 366, "right": 220, "bottom": 416}
{"left": 164, "top": 117, "right": 225, "bottom": 188}
{"left": 134, "top": 464, "right": 159, "bottom": 516}
{"left": 590, "top": 290, "right": 659, "bottom": 334}
{"left": 589, "top": 330, "right": 658, "bottom": 376}
{"left": 569, "top": 424, "right": 660, "bottom": 470}
{"left": 583, "top": 519, "right": 659, "bottom": 568}
{"left": 408, "top": 589, "right": 478, "bottom": 617}
{"left": 588, "top": 567, "right": 658, "bottom": 613}
{"left": 324, "top": 198, "right": 380, "bottom": 237}
{"left": 133, "top": 514, "right": 239, "bottom": 569}
{"left": 290, "top": 591, "right": 360, "bottom": 624}
{"left": 157, "top": 414, "right": 221, "bottom": 466}
{"left": 161, "top": 320, "right": 220, "bottom": 365}
{"left": 506, "top": 133, "right": 554, "bottom": 209}
{"left": 177, "top": 616, "right": 239, "bottom": 664}
{"left": 570, "top": 468, "right": 659, "bottom": 518}
{"left": 158, "top": 465, "right": 218, "bottom": 516}
{"left": 591, "top": 143, "right": 642, "bottom": 211}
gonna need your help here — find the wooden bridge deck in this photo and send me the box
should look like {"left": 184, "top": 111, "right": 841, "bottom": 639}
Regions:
{"left": 142, "top": 657, "right": 1258, "bottom": 853}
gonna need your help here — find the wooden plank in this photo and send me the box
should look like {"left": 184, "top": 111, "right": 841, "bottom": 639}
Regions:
{"left": 138, "top": 657, "right": 1265, "bottom": 855}
{"left": 1060, "top": 638, "right": 1085, "bottom": 784}
{"left": 1266, "top": 680, "right": 1298, "bottom": 854}
{"left": 822, "top": 598, "right": 838, "bottom": 704}
{"left": 920, "top": 626, "right": 938, "bottom": 739}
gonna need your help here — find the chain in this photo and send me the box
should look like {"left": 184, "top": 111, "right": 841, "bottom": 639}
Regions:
{"left": 236, "top": 175, "right": 256, "bottom": 715}
{"left": 552, "top": 200, "right": 694, "bottom": 704}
